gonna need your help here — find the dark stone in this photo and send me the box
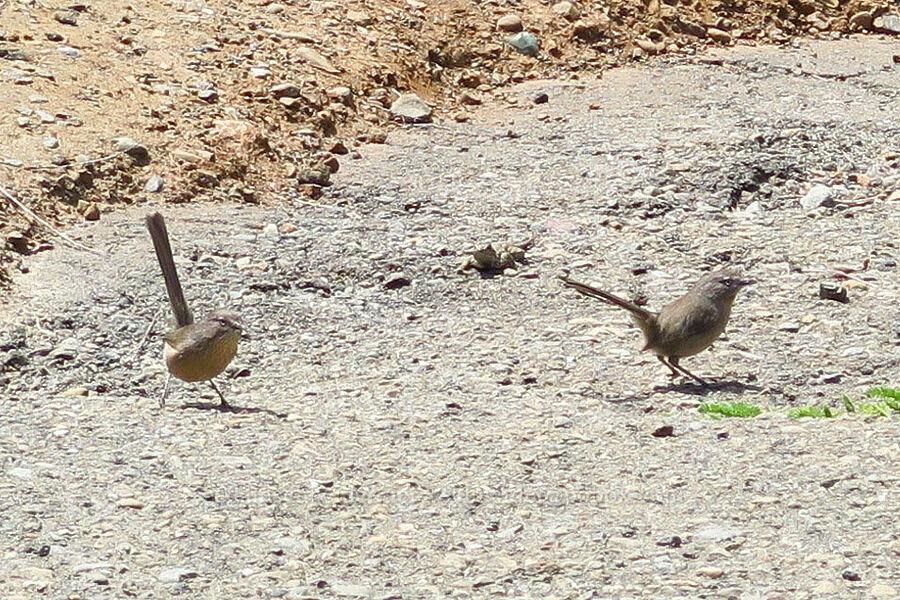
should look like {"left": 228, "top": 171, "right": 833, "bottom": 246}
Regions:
{"left": 384, "top": 275, "right": 412, "bottom": 290}
{"left": 656, "top": 536, "right": 682, "bottom": 548}
{"left": 651, "top": 425, "right": 675, "bottom": 438}
{"left": 295, "top": 167, "right": 331, "bottom": 186}
{"left": 818, "top": 282, "right": 848, "bottom": 303}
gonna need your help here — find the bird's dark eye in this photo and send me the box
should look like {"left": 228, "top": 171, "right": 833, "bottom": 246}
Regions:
{"left": 722, "top": 278, "right": 735, "bottom": 286}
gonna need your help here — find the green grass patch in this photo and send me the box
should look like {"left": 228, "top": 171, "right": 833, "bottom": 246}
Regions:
{"left": 866, "top": 388, "right": 900, "bottom": 412}
{"left": 867, "top": 387, "right": 900, "bottom": 401}
{"left": 698, "top": 401, "right": 762, "bottom": 418}
{"left": 787, "top": 405, "right": 837, "bottom": 419}
{"left": 691, "top": 389, "right": 900, "bottom": 422}
{"left": 857, "top": 402, "right": 896, "bottom": 417}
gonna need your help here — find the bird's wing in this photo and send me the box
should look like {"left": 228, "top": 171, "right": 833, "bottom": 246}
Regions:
{"left": 653, "top": 295, "right": 729, "bottom": 357}
{"left": 164, "top": 320, "right": 223, "bottom": 354}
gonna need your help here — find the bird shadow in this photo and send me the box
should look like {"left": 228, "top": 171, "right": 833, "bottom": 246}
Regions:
{"left": 655, "top": 379, "right": 764, "bottom": 396}
{"left": 614, "top": 378, "right": 763, "bottom": 403}
{"left": 178, "top": 402, "right": 288, "bottom": 419}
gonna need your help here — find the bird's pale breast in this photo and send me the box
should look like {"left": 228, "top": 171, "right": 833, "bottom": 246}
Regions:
{"left": 164, "top": 325, "right": 240, "bottom": 382}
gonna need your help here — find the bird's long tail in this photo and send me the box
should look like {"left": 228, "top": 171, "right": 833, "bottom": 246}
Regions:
{"left": 146, "top": 212, "right": 193, "bottom": 327}
{"left": 558, "top": 275, "right": 656, "bottom": 324}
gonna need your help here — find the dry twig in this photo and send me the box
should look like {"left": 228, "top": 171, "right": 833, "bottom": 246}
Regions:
{"left": 0, "top": 185, "right": 104, "bottom": 256}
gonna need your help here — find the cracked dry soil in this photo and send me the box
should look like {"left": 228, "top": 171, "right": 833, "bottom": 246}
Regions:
{"left": 2, "top": 38, "right": 900, "bottom": 599}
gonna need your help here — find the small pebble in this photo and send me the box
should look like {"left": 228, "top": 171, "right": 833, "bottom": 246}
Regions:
{"left": 819, "top": 282, "right": 848, "bottom": 303}
{"left": 57, "top": 46, "right": 81, "bottom": 58}
{"left": 497, "top": 14, "right": 523, "bottom": 32}
{"left": 197, "top": 89, "right": 218, "bottom": 103}
{"left": 144, "top": 174, "right": 164, "bottom": 192}
{"left": 54, "top": 10, "right": 78, "bottom": 25}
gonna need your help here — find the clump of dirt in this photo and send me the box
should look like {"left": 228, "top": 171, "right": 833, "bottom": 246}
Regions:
{"left": 0, "top": 0, "right": 897, "bottom": 281}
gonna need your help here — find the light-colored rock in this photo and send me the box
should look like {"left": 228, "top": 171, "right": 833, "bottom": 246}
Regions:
{"left": 270, "top": 83, "right": 302, "bottom": 98}
{"left": 813, "top": 581, "right": 842, "bottom": 594}
{"left": 296, "top": 47, "right": 339, "bottom": 73}
{"left": 390, "top": 93, "right": 432, "bottom": 123}
{"left": 19, "top": 567, "right": 54, "bottom": 582}
{"left": 61, "top": 386, "right": 89, "bottom": 396}
{"left": 635, "top": 39, "right": 662, "bottom": 54}
{"left": 552, "top": 1, "right": 580, "bottom": 20}
{"left": 346, "top": 10, "right": 374, "bottom": 26}
{"left": 707, "top": 27, "right": 732, "bottom": 43}
{"left": 694, "top": 524, "right": 745, "bottom": 542}
{"left": 332, "top": 583, "right": 371, "bottom": 597}
{"left": 8, "top": 467, "right": 34, "bottom": 479}
{"left": 873, "top": 14, "right": 900, "bottom": 34}
{"left": 507, "top": 31, "right": 540, "bottom": 56}
{"left": 144, "top": 174, "right": 164, "bottom": 192}
{"left": 158, "top": 568, "right": 198, "bottom": 583}
{"left": 871, "top": 584, "right": 899, "bottom": 598}
{"left": 80, "top": 202, "right": 100, "bottom": 221}
{"left": 57, "top": 45, "right": 81, "bottom": 58}
{"left": 799, "top": 184, "right": 834, "bottom": 210}
{"left": 497, "top": 14, "right": 523, "bottom": 32}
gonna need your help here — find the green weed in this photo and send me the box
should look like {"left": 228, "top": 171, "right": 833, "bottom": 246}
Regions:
{"left": 866, "top": 387, "right": 900, "bottom": 401}
{"left": 841, "top": 395, "right": 855, "bottom": 413}
{"left": 866, "top": 388, "right": 900, "bottom": 412}
{"left": 698, "top": 401, "right": 762, "bottom": 418}
{"left": 787, "top": 405, "right": 836, "bottom": 419}
{"left": 857, "top": 402, "right": 894, "bottom": 417}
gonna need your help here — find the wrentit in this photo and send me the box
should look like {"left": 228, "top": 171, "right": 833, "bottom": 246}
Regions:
{"left": 146, "top": 212, "right": 242, "bottom": 406}
{"left": 560, "top": 268, "right": 754, "bottom": 385}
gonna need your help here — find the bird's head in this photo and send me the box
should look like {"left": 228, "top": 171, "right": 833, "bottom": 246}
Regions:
{"left": 696, "top": 268, "right": 756, "bottom": 302}
{"left": 209, "top": 310, "right": 243, "bottom": 333}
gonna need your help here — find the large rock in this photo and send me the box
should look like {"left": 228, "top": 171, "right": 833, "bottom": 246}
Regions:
{"left": 507, "top": 31, "right": 540, "bottom": 56}
{"left": 873, "top": 14, "right": 900, "bottom": 34}
{"left": 390, "top": 93, "right": 432, "bottom": 123}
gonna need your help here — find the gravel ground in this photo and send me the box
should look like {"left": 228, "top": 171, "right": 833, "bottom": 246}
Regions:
{"left": 2, "top": 38, "right": 900, "bottom": 599}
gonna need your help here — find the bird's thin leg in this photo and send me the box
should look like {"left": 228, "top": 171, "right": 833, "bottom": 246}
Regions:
{"left": 160, "top": 374, "right": 172, "bottom": 408}
{"left": 657, "top": 355, "right": 680, "bottom": 377}
{"left": 209, "top": 380, "right": 230, "bottom": 407}
{"left": 668, "top": 357, "right": 709, "bottom": 386}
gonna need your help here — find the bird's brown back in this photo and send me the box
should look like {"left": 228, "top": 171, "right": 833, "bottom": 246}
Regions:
{"left": 647, "top": 268, "right": 748, "bottom": 357}
{"left": 649, "top": 291, "right": 733, "bottom": 357}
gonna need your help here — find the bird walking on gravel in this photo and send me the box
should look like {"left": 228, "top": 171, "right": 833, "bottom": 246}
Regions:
{"left": 146, "top": 212, "right": 243, "bottom": 407}
{"left": 560, "top": 268, "right": 754, "bottom": 385}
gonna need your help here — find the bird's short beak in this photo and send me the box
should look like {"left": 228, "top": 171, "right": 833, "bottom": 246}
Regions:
{"left": 740, "top": 279, "right": 756, "bottom": 287}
